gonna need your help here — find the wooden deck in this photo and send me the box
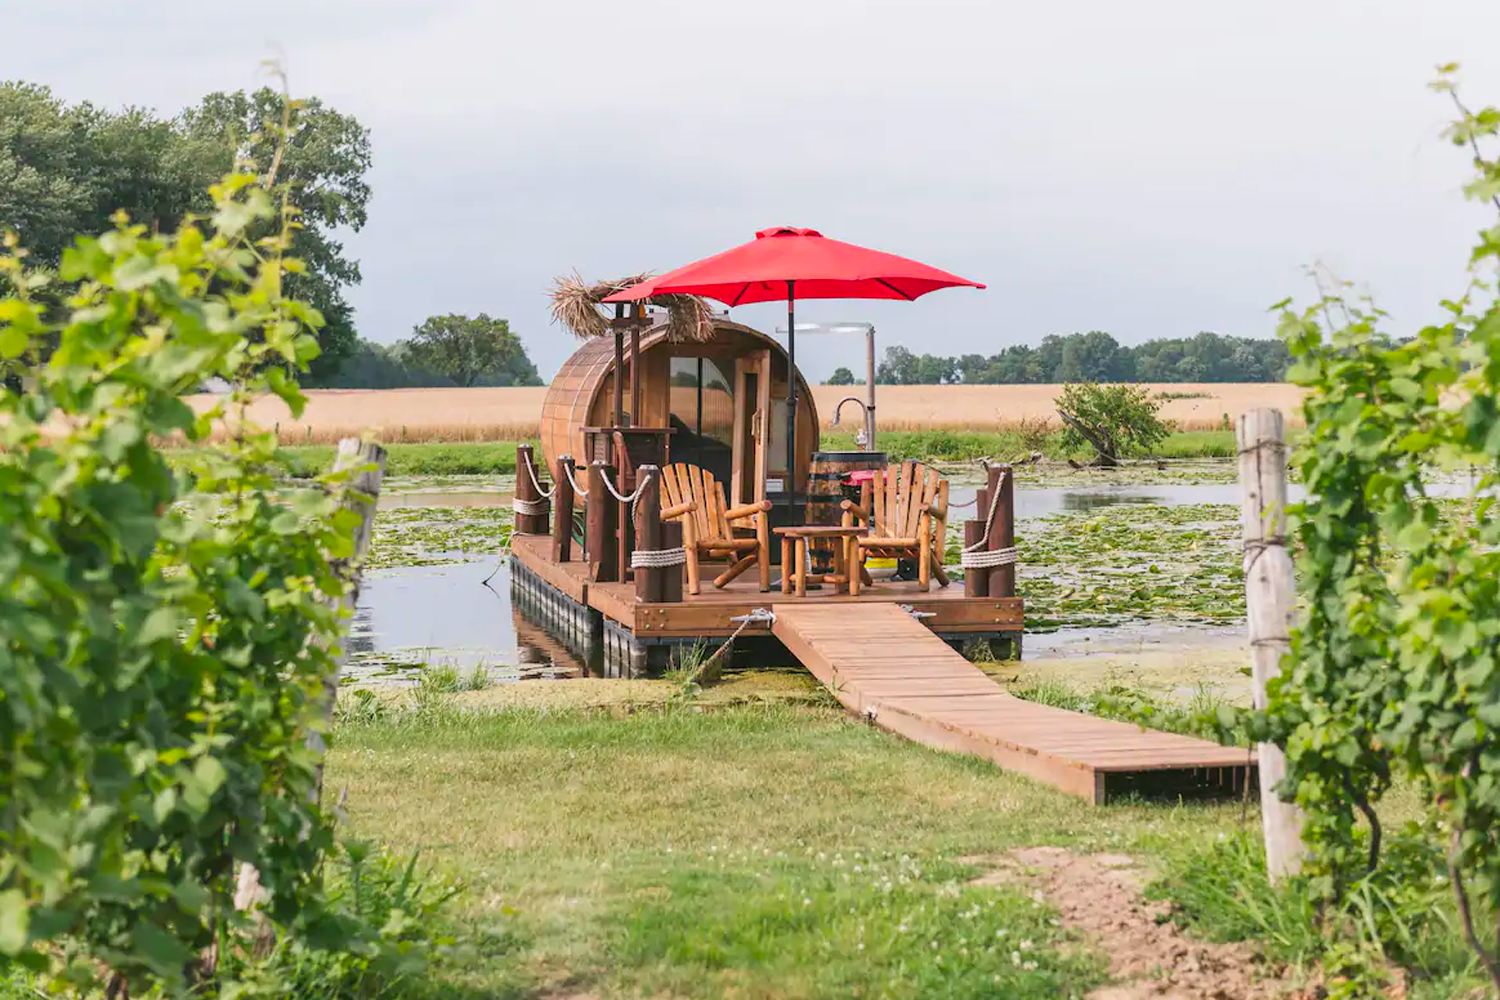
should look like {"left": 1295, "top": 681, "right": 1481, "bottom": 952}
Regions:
{"left": 510, "top": 534, "right": 1023, "bottom": 639}
{"left": 771, "top": 603, "right": 1252, "bottom": 804}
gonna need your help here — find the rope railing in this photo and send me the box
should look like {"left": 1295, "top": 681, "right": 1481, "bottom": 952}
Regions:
{"left": 520, "top": 448, "right": 556, "bottom": 499}
{"left": 560, "top": 456, "right": 588, "bottom": 497}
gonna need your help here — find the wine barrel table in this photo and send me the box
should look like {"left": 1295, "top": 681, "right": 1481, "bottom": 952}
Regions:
{"left": 806, "top": 451, "right": 888, "bottom": 575}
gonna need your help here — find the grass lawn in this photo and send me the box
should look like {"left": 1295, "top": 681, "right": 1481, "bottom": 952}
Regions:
{"left": 331, "top": 696, "right": 1253, "bottom": 999}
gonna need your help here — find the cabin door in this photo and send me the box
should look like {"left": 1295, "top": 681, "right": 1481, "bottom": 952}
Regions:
{"left": 732, "top": 349, "right": 772, "bottom": 506}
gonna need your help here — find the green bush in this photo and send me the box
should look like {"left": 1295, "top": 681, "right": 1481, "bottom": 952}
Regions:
{"left": 0, "top": 127, "right": 417, "bottom": 996}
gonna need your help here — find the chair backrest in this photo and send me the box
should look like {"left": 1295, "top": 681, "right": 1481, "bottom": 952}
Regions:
{"left": 661, "top": 463, "right": 731, "bottom": 543}
{"left": 868, "top": 460, "right": 944, "bottom": 539}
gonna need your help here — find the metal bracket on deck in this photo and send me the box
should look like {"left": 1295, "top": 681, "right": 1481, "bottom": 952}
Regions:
{"left": 730, "top": 608, "right": 777, "bottom": 625}
{"left": 898, "top": 604, "right": 935, "bottom": 620}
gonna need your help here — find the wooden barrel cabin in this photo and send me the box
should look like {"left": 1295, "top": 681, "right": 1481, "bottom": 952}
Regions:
{"left": 540, "top": 318, "right": 820, "bottom": 509}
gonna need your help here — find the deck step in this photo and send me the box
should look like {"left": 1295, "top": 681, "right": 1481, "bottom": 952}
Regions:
{"left": 771, "top": 603, "right": 1252, "bottom": 804}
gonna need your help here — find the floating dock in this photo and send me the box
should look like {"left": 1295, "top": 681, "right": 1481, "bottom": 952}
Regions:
{"left": 510, "top": 537, "right": 1252, "bottom": 804}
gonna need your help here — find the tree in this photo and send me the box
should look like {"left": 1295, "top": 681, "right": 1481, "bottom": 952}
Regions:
{"left": 825, "top": 366, "right": 856, "bottom": 385}
{"left": 876, "top": 344, "right": 919, "bottom": 384}
{"left": 1054, "top": 382, "right": 1170, "bottom": 465}
{"left": 403, "top": 313, "right": 541, "bottom": 387}
{"left": 176, "top": 88, "right": 372, "bottom": 382}
{"left": 0, "top": 81, "right": 372, "bottom": 380}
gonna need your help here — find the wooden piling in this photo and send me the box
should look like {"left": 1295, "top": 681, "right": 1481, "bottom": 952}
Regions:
{"left": 659, "top": 520, "right": 684, "bottom": 603}
{"left": 587, "top": 460, "right": 619, "bottom": 582}
{"left": 988, "top": 464, "right": 1015, "bottom": 599}
{"left": 964, "top": 519, "right": 988, "bottom": 596}
{"left": 552, "top": 455, "right": 575, "bottom": 563}
{"left": 634, "top": 464, "right": 663, "bottom": 602}
{"left": 1237, "top": 407, "right": 1306, "bottom": 882}
{"left": 515, "top": 444, "right": 544, "bottom": 534}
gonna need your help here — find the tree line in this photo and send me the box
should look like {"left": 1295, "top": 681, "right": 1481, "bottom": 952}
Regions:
{"left": 825, "top": 330, "right": 1293, "bottom": 384}
{"left": 1, "top": 81, "right": 540, "bottom": 390}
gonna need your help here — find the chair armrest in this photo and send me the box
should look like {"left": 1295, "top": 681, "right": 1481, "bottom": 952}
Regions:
{"left": 840, "top": 498, "right": 871, "bottom": 522}
{"left": 923, "top": 501, "right": 948, "bottom": 520}
{"left": 725, "top": 499, "right": 772, "bottom": 521}
{"left": 662, "top": 500, "right": 697, "bottom": 520}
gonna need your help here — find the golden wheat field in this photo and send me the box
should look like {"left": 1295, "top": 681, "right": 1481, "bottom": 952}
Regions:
{"left": 184, "top": 383, "right": 1307, "bottom": 445}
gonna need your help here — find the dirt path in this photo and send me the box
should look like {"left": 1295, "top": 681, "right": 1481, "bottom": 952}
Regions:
{"left": 971, "top": 847, "right": 1302, "bottom": 1000}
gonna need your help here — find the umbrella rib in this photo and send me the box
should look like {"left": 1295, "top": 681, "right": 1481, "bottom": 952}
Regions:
{"left": 875, "top": 278, "right": 917, "bottom": 302}
{"left": 729, "top": 283, "right": 753, "bottom": 307}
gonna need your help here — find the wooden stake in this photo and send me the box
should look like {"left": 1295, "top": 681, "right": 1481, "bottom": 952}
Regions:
{"left": 964, "top": 519, "right": 988, "bottom": 596}
{"left": 635, "top": 464, "right": 662, "bottom": 602}
{"left": 587, "top": 460, "right": 619, "bottom": 582}
{"left": 516, "top": 444, "right": 540, "bottom": 534}
{"left": 989, "top": 465, "right": 1015, "bottom": 599}
{"left": 552, "top": 456, "right": 575, "bottom": 563}
{"left": 239, "top": 437, "right": 385, "bottom": 917}
{"left": 1236, "top": 407, "right": 1306, "bottom": 882}
{"left": 659, "top": 520, "right": 684, "bottom": 603}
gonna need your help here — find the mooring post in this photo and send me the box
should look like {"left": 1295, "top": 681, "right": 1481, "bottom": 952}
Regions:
{"left": 634, "top": 464, "right": 663, "bottom": 602}
{"left": 989, "top": 464, "right": 1015, "bottom": 599}
{"left": 515, "top": 445, "right": 540, "bottom": 534}
{"left": 617, "top": 489, "right": 633, "bottom": 585}
{"left": 1236, "top": 407, "right": 1306, "bottom": 883}
{"left": 963, "top": 519, "right": 988, "bottom": 596}
{"left": 659, "top": 520, "right": 684, "bottom": 603}
{"left": 587, "top": 460, "right": 619, "bottom": 582}
{"left": 552, "top": 455, "right": 575, "bottom": 563}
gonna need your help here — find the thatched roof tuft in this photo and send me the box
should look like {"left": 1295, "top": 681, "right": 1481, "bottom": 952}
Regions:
{"left": 548, "top": 272, "right": 716, "bottom": 343}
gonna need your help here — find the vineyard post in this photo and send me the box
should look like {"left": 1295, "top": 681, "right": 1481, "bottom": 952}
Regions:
{"left": 1236, "top": 408, "right": 1306, "bottom": 882}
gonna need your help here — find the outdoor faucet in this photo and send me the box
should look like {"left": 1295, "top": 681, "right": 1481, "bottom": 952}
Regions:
{"left": 832, "top": 396, "right": 866, "bottom": 426}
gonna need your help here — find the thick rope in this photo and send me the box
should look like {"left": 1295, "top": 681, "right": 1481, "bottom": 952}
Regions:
{"left": 512, "top": 496, "right": 549, "bottom": 516}
{"left": 960, "top": 545, "right": 1019, "bottom": 569}
{"left": 630, "top": 546, "right": 687, "bottom": 568}
{"left": 561, "top": 457, "right": 588, "bottom": 497}
{"left": 601, "top": 469, "right": 653, "bottom": 505}
{"left": 520, "top": 450, "right": 556, "bottom": 499}
{"left": 962, "top": 474, "right": 1007, "bottom": 556}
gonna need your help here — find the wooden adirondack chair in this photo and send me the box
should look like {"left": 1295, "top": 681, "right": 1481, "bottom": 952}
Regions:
{"left": 660, "top": 463, "right": 772, "bottom": 595}
{"left": 841, "top": 461, "right": 951, "bottom": 595}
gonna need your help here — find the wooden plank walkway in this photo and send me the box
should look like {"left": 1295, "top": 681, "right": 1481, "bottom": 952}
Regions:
{"left": 771, "top": 603, "right": 1252, "bottom": 804}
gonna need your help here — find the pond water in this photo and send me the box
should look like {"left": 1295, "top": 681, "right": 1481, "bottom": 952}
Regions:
{"left": 349, "top": 479, "right": 1261, "bottom": 687}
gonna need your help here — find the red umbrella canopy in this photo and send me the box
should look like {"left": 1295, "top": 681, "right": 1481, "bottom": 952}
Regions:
{"left": 601, "top": 227, "right": 984, "bottom": 305}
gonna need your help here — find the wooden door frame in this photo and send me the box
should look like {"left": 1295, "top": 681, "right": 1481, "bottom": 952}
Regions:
{"left": 732, "top": 349, "right": 772, "bottom": 506}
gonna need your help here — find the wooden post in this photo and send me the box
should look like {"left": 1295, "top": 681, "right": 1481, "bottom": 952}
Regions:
{"left": 989, "top": 465, "right": 1015, "bottom": 599}
{"left": 239, "top": 437, "right": 385, "bottom": 915}
{"left": 635, "top": 465, "right": 662, "bottom": 602}
{"left": 516, "top": 444, "right": 540, "bottom": 534}
{"left": 659, "top": 520, "right": 684, "bottom": 603}
{"left": 1237, "top": 408, "right": 1305, "bottom": 882}
{"left": 552, "top": 455, "right": 575, "bottom": 563}
{"left": 587, "top": 460, "right": 619, "bottom": 582}
{"left": 964, "top": 519, "right": 989, "bottom": 596}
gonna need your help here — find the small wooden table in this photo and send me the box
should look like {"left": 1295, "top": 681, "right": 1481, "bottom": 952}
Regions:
{"left": 773, "top": 525, "right": 868, "bottom": 597}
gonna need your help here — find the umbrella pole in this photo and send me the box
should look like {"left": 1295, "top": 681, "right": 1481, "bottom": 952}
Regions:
{"left": 629, "top": 304, "right": 642, "bottom": 428}
{"left": 612, "top": 304, "right": 625, "bottom": 428}
{"left": 786, "top": 281, "right": 797, "bottom": 513}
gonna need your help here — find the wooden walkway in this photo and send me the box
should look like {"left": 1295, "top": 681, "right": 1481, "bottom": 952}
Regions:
{"left": 771, "top": 603, "right": 1252, "bottom": 804}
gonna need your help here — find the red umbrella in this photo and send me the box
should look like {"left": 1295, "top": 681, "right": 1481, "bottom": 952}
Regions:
{"left": 603, "top": 226, "right": 983, "bottom": 507}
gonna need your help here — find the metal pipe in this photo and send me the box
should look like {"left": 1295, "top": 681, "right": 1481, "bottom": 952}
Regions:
{"left": 785, "top": 280, "right": 797, "bottom": 509}
{"left": 866, "top": 326, "right": 877, "bottom": 450}
{"left": 832, "top": 396, "right": 867, "bottom": 429}
{"left": 612, "top": 304, "right": 624, "bottom": 428}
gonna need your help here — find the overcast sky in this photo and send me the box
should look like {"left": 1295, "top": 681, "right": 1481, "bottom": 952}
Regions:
{"left": 7, "top": 0, "right": 1500, "bottom": 379}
